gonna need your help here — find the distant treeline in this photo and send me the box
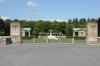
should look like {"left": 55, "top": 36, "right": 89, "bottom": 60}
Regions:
{"left": 0, "top": 18, "right": 98, "bottom": 36}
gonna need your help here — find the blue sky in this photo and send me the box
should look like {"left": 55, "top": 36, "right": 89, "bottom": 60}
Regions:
{"left": 0, "top": 0, "right": 100, "bottom": 21}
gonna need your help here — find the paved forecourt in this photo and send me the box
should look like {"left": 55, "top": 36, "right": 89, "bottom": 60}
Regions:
{"left": 0, "top": 44, "right": 100, "bottom": 66}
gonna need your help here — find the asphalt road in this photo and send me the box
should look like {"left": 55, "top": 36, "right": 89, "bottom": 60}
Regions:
{"left": 0, "top": 44, "right": 100, "bottom": 66}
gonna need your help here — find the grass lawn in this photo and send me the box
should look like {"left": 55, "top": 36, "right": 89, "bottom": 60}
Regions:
{"left": 22, "top": 37, "right": 86, "bottom": 44}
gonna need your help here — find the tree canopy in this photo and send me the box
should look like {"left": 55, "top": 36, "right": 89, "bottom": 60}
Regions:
{"left": 0, "top": 18, "right": 98, "bottom": 36}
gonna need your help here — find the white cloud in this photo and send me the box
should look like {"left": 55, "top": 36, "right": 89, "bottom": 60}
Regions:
{"left": 0, "top": 16, "right": 9, "bottom": 20}
{"left": 39, "top": 18, "right": 67, "bottom": 22}
{"left": 27, "top": 1, "right": 38, "bottom": 8}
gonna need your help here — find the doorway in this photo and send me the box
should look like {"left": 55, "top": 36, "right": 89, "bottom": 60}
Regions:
{"left": 75, "top": 32, "right": 78, "bottom": 37}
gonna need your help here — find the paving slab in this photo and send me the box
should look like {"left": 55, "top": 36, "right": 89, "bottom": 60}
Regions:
{"left": 0, "top": 44, "right": 100, "bottom": 66}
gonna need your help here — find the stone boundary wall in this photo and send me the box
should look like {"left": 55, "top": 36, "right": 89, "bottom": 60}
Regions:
{"left": 0, "top": 36, "right": 12, "bottom": 45}
{"left": 97, "top": 37, "right": 100, "bottom": 43}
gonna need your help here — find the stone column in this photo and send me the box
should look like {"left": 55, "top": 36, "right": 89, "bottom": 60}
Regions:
{"left": 73, "top": 31, "right": 75, "bottom": 37}
{"left": 46, "top": 37, "right": 48, "bottom": 43}
{"left": 86, "top": 21, "right": 98, "bottom": 44}
{"left": 29, "top": 31, "right": 31, "bottom": 37}
{"left": 33, "top": 38, "right": 36, "bottom": 43}
{"left": 10, "top": 22, "right": 22, "bottom": 44}
{"left": 22, "top": 30, "right": 25, "bottom": 37}
{"left": 72, "top": 38, "right": 74, "bottom": 44}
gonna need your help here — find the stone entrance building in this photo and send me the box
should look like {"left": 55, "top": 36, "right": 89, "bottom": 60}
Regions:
{"left": 73, "top": 28, "right": 86, "bottom": 37}
{"left": 22, "top": 28, "right": 31, "bottom": 37}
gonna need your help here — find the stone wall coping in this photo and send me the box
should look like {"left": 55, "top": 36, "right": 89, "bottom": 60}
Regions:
{"left": 0, "top": 36, "right": 11, "bottom": 38}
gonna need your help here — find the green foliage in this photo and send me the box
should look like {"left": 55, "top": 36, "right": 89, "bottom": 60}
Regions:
{"left": 4, "top": 19, "right": 11, "bottom": 36}
{"left": 0, "top": 18, "right": 5, "bottom": 31}
{"left": 0, "top": 30, "right": 5, "bottom": 36}
{"left": 65, "top": 24, "right": 73, "bottom": 36}
{"left": 0, "top": 18, "right": 98, "bottom": 36}
{"left": 0, "top": 18, "right": 6, "bottom": 36}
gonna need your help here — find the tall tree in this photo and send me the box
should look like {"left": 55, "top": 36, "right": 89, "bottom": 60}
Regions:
{"left": 97, "top": 18, "right": 100, "bottom": 36}
{"left": 0, "top": 18, "right": 5, "bottom": 36}
{"left": 4, "top": 19, "right": 11, "bottom": 36}
{"left": 68, "top": 19, "right": 72, "bottom": 24}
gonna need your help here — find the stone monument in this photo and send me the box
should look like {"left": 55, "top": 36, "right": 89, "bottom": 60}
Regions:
{"left": 10, "top": 22, "right": 22, "bottom": 44}
{"left": 86, "top": 21, "right": 98, "bottom": 43}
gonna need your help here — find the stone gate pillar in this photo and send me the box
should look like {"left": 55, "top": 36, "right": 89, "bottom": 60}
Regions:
{"left": 10, "top": 22, "right": 22, "bottom": 44}
{"left": 86, "top": 21, "right": 98, "bottom": 44}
